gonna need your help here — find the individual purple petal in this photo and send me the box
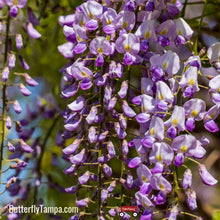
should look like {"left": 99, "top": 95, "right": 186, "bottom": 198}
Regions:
{"left": 19, "top": 139, "right": 33, "bottom": 153}
{"left": 135, "top": 191, "right": 154, "bottom": 208}
{"left": 65, "top": 186, "right": 76, "bottom": 194}
{"left": 18, "top": 55, "right": 30, "bottom": 70}
{"left": 158, "top": 35, "right": 170, "bottom": 47}
{"left": 27, "top": 22, "right": 41, "bottom": 39}
{"left": 104, "top": 85, "right": 112, "bottom": 103}
{"left": 174, "top": 35, "right": 185, "bottom": 46}
{"left": 185, "top": 117, "right": 195, "bottom": 132}
{"left": 140, "top": 209, "right": 153, "bottom": 220}
{"left": 128, "top": 156, "right": 142, "bottom": 168}
{"left": 106, "top": 96, "right": 117, "bottom": 111}
{"left": 122, "top": 140, "right": 129, "bottom": 155}
{"left": 107, "top": 141, "right": 116, "bottom": 158}
{"left": 8, "top": 54, "right": 16, "bottom": 70}
{"left": 94, "top": 73, "right": 108, "bottom": 86}
{"left": 63, "top": 165, "right": 76, "bottom": 175}
{"left": 174, "top": 17, "right": 193, "bottom": 40}
{"left": 114, "top": 122, "right": 127, "bottom": 139}
{"left": 86, "top": 106, "right": 98, "bottom": 125}
{"left": 199, "top": 164, "right": 218, "bottom": 186}
{"left": 103, "top": 25, "right": 115, "bottom": 35}
{"left": 6, "top": 116, "right": 12, "bottom": 130}
{"left": 27, "top": 7, "right": 40, "bottom": 26}
{"left": 15, "top": 34, "right": 23, "bottom": 49}
{"left": 186, "top": 190, "right": 197, "bottom": 211}
{"left": 122, "top": 100, "right": 136, "bottom": 118}
{"left": 101, "top": 189, "right": 108, "bottom": 202}
{"left": 73, "top": 42, "right": 87, "bottom": 54}
{"left": 2, "top": 67, "right": 9, "bottom": 82}
{"left": 17, "top": 0, "right": 27, "bottom": 8}
{"left": 140, "top": 182, "right": 152, "bottom": 195}
{"left": 103, "top": 164, "right": 112, "bottom": 177}
{"left": 132, "top": 95, "right": 142, "bottom": 106}
{"left": 140, "top": 39, "right": 149, "bottom": 52}
{"left": 9, "top": 5, "right": 18, "bottom": 17}
{"left": 81, "top": 1, "right": 103, "bottom": 19}
{"left": 151, "top": 162, "right": 163, "bottom": 174}
{"left": 23, "top": 73, "right": 38, "bottom": 87}
{"left": 70, "top": 149, "right": 86, "bottom": 165}
{"left": 19, "top": 83, "right": 31, "bottom": 96}
{"left": 155, "top": 191, "right": 166, "bottom": 205}
{"left": 7, "top": 142, "right": 15, "bottom": 152}
{"left": 123, "top": 52, "right": 134, "bottom": 65}
{"left": 68, "top": 95, "right": 85, "bottom": 112}
{"left": 58, "top": 42, "right": 75, "bottom": 59}
{"left": 58, "top": 14, "right": 75, "bottom": 27}
{"left": 141, "top": 136, "right": 155, "bottom": 149}
{"left": 88, "top": 126, "right": 97, "bottom": 144}
{"left": 174, "top": 152, "right": 184, "bottom": 167}
{"left": 146, "top": 1, "right": 155, "bottom": 11}
{"left": 167, "top": 126, "right": 177, "bottom": 139}
{"left": 119, "top": 115, "right": 127, "bottom": 129}
{"left": 150, "top": 173, "right": 172, "bottom": 192}
{"left": 168, "top": 206, "right": 178, "bottom": 220}
{"left": 63, "top": 138, "right": 81, "bottom": 155}
{"left": 118, "top": 81, "right": 128, "bottom": 99}
{"left": 109, "top": 209, "right": 116, "bottom": 217}
{"left": 13, "top": 100, "right": 22, "bottom": 114}
{"left": 95, "top": 54, "right": 104, "bottom": 66}
{"left": 76, "top": 198, "right": 89, "bottom": 208}
{"left": 80, "top": 78, "right": 92, "bottom": 90}
{"left": 78, "top": 171, "right": 90, "bottom": 185}
{"left": 182, "top": 169, "right": 192, "bottom": 189}
{"left": 125, "top": 0, "right": 135, "bottom": 11}
{"left": 204, "top": 120, "right": 219, "bottom": 133}
{"left": 86, "top": 19, "right": 98, "bottom": 31}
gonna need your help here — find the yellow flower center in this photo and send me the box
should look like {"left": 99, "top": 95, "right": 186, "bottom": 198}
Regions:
{"left": 188, "top": 78, "right": 194, "bottom": 86}
{"left": 98, "top": 47, "right": 104, "bottom": 54}
{"left": 81, "top": 71, "right": 88, "bottom": 77}
{"left": 162, "top": 62, "right": 168, "bottom": 70}
{"left": 122, "top": 22, "right": 128, "bottom": 29}
{"left": 160, "top": 29, "right": 168, "bottom": 35}
{"left": 177, "top": 30, "right": 183, "bottom": 35}
{"left": 158, "top": 94, "right": 164, "bottom": 100}
{"left": 142, "top": 176, "right": 148, "bottom": 182}
{"left": 144, "top": 31, "right": 151, "bottom": 39}
{"left": 191, "top": 110, "right": 198, "bottom": 117}
{"left": 13, "top": 0, "right": 18, "bottom": 5}
{"left": 157, "top": 154, "right": 162, "bottom": 162}
{"left": 159, "top": 183, "right": 165, "bottom": 191}
{"left": 107, "top": 18, "right": 112, "bottom": 25}
{"left": 150, "top": 128, "right": 155, "bottom": 136}
{"left": 172, "top": 118, "right": 178, "bottom": 126}
{"left": 180, "top": 145, "right": 187, "bottom": 153}
{"left": 125, "top": 44, "right": 131, "bottom": 52}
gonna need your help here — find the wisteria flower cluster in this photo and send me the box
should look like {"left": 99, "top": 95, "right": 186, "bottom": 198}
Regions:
{"left": 58, "top": 0, "right": 219, "bottom": 219}
{"left": 0, "top": 1, "right": 43, "bottom": 219}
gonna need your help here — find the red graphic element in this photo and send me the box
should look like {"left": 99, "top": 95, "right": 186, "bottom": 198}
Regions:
{"left": 120, "top": 206, "right": 138, "bottom": 212}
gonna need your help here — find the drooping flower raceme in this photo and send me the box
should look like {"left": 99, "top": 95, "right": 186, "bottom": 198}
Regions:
{"left": 58, "top": 1, "right": 219, "bottom": 219}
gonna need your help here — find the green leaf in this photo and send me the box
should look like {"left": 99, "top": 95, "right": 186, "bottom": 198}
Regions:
{"left": 212, "top": 210, "right": 220, "bottom": 220}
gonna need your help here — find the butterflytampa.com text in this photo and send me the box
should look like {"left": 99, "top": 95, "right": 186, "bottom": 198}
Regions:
{"left": 8, "top": 205, "right": 78, "bottom": 215}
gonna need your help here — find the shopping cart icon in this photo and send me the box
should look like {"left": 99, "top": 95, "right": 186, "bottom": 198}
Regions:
{"left": 119, "top": 205, "right": 138, "bottom": 217}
